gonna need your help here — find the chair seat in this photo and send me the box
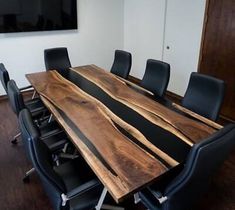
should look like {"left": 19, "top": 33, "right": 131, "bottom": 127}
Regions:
{"left": 25, "top": 98, "right": 47, "bottom": 119}
{"left": 39, "top": 120, "right": 62, "bottom": 136}
{"left": 24, "top": 97, "right": 41, "bottom": 106}
{"left": 39, "top": 120, "right": 68, "bottom": 152}
{"left": 54, "top": 157, "right": 103, "bottom": 210}
{"left": 42, "top": 133, "right": 68, "bottom": 152}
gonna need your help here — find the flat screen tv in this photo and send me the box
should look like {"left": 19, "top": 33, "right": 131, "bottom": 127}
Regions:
{"left": 0, "top": 0, "right": 77, "bottom": 33}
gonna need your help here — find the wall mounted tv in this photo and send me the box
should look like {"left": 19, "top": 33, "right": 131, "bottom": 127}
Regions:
{"left": 0, "top": 0, "right": 77, "bottom": 33}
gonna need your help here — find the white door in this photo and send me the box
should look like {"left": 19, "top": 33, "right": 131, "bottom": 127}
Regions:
{"left": 163, "top": 0, "right": 206, "bottom": 96}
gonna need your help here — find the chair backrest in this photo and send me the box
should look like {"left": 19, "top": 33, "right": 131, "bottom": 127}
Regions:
{"left": 163, "top": 124, "right": 235, "bottom": 210}
{"left": 0, "top": 63, "right": 10, "bottom": 94}
{"left": 18, "top": 109, "right": 40, "bottom": 161}
{"left": 18, "top": 109, "right": 66, "bottom": 210}
{"left": 7, "top": 80, "right": 25, "bottom": 116}
{"left": 182, "top": 72, "right": 225, "bottom": 121}
{"left": 140, "top": 59, "right": 170, "bottom": 97}
{"left": 110, "top": 50, "right": 132, "bottom": 79}
{"left": 44, "top": 47, "right": 71, "bottom": 79}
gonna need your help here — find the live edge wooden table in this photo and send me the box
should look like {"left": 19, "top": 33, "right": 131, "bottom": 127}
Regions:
{"left": 26, "top": 65, "right": 222, "bottom": 209}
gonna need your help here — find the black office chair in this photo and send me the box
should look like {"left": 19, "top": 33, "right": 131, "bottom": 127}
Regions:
{"left": 0, "top": 63, "right": 10, "bottom": 94}
{"left": 110, "top": 50, "right": 132, "bottom": 79}
{"left": 182, "top": 72, "right": 225, "bottom": 121}
{"left": 139, "top": 124, "right": 235, "bottom": 210}
{"left": 7, "top": 79, "right": 50, "bottom": 144}
{"left": 44, "top": 47, "right": 72, "bottom": 79}
{"left": 18, "top": 108, "right": 103, "bottom": 210}
{"left": 7, "top": 80, "right": 47, "bottom": 119}
{"left": 140, "top": 59, "right": 170, "bottom": 97}
{"left": 0, "top": 63, "right": 35, "bottom": 94}
{"left": 19, "top": 109, "right": 69, "bottom": 182}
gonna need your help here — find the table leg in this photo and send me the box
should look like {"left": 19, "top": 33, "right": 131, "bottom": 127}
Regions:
{"left": 95, "top": 187, "right": 108, "bottom": 210}
{"left": 32, "top": 90, "right": 36, "bottom": 99}
{"left": 134, "top": 193, "right": 141, "bottom": 204}
{"left": 48, "top": 114, "right": 53, "bottom": 123}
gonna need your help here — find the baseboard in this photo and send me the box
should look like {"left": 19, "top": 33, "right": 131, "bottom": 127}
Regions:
{"left": 0, "top": 89, "right": 34, "bottom": 102}
{"left": 165, "top": 91, "right": 182, "bottom": 104}
{"left": 0, "top": 94, "right": 8, "bottom": 102}
{"left": 128, "top": 75, "right": 141, "bottom": 85}
{"left": 219, "top": 115, "right": 235, "bottom": 124}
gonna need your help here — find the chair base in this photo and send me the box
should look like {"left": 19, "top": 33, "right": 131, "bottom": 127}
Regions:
{"left": 11, "top": 132, "right": 21, "bottom": 144}
{"left": 23, "top": 168, "right": 35, "bottom": 183}
{"left": 95, "top": 187, "right": 125, "bottom": 210}
{"left": 23, "top": 175, "right": 30, "bottom": 183}
{"left": 102, "top": 204, "right": 125, "bottom": 210}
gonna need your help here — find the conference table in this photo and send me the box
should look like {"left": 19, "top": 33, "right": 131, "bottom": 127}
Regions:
{"left": 26, "top": 65, "right": 222, "bottom": 208}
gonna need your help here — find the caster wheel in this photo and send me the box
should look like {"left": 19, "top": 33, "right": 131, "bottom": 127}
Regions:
{"left": 11, "top": 139, "right": 18, "bottom": 144}
{"left": 23, "top": 176, "right": 30, "bottom": 183}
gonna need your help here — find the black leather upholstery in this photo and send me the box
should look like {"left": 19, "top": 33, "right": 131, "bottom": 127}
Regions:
{"left": 139, "top": 124, "right": 235, "bottom": 210}
{"left": 7, "top": 80, "right": 45, "bottom": 117}
{"left": 110, "top": 50, "right": 132, "bottom": 79}
{"left": 19, "top": 109, "right": 103, "bottom": 210}
{"left": 182, "top": 72, "right": 225, "bottom": 121}
{"left": 141, "top": 59, "right": 170, "bottom": 97}
{"left": 7, "top": 80, "right": 26, "bottom": 116}
{"left": 0, "top": 63, "right": 33, "bottom": 93}
{"left": 19, "top": 109, "right": 40, "bottom": 160}
{"left": 44, "top": 47, "right": 72, "bottom": 79}
{"left": 19, "top": 109, "right": 65, "bottom": 209}
{"left": 0, "top": 63, "right": 10, "bottom": 94}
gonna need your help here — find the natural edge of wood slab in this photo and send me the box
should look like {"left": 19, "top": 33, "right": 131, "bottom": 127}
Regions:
{"left": 172, "top": 103, "right": 223, "bottom": 130}
{"left": 116, "top": 75, "right": 154, "bottom": 96}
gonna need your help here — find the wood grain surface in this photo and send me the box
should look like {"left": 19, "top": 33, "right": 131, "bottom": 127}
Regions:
{"left": 71, "top": 65, "right": 217, "bottom": 144}
{"left": 26, "top": 71, "right": 171, "bottom": 202}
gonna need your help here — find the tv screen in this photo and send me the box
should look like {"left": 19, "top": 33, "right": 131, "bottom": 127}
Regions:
{"left": 0, "top": 0, "right": 77, "bottom": 33}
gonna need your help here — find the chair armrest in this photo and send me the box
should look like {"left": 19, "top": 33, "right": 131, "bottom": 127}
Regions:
{"left": 19, "top": 85, "right": 33, "bottom": 91}
{"left": 37, "top": 115, "right": 50, "bottom": 123}
{"left": 25, "top": 98, "right": 41, "bottom": 105}
{"left": 61, "top": 179, "right": 101, "bottom": 206}
{"left": 40, "top": 129, "right": 64, "bottom": 140}
{"left": 148, "top": 187, "right": 168, "bottom": 204}
{"left": 31, "top": 106, "right": 47, "bottom": 114}
{"left": 58, "top": 153, "right": 79, "bottom": 160}
{"left": 47, "top": 139, "right": 68, "bottom": 152}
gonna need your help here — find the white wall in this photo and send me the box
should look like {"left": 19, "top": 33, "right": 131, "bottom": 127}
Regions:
{"left": 0, "top": 0, "right": 124, "bottom": 95}
{"left": 0, "top": 0, "right": 206, "bottom": 97}
{"left": 124, "top": 0, "right": 166, "bottom": 79}
{"left": 163, "top": 0, "right": 206, "bottom": 96}
{"left": 124, "top": 0, "right": 206, "bottom": 96}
